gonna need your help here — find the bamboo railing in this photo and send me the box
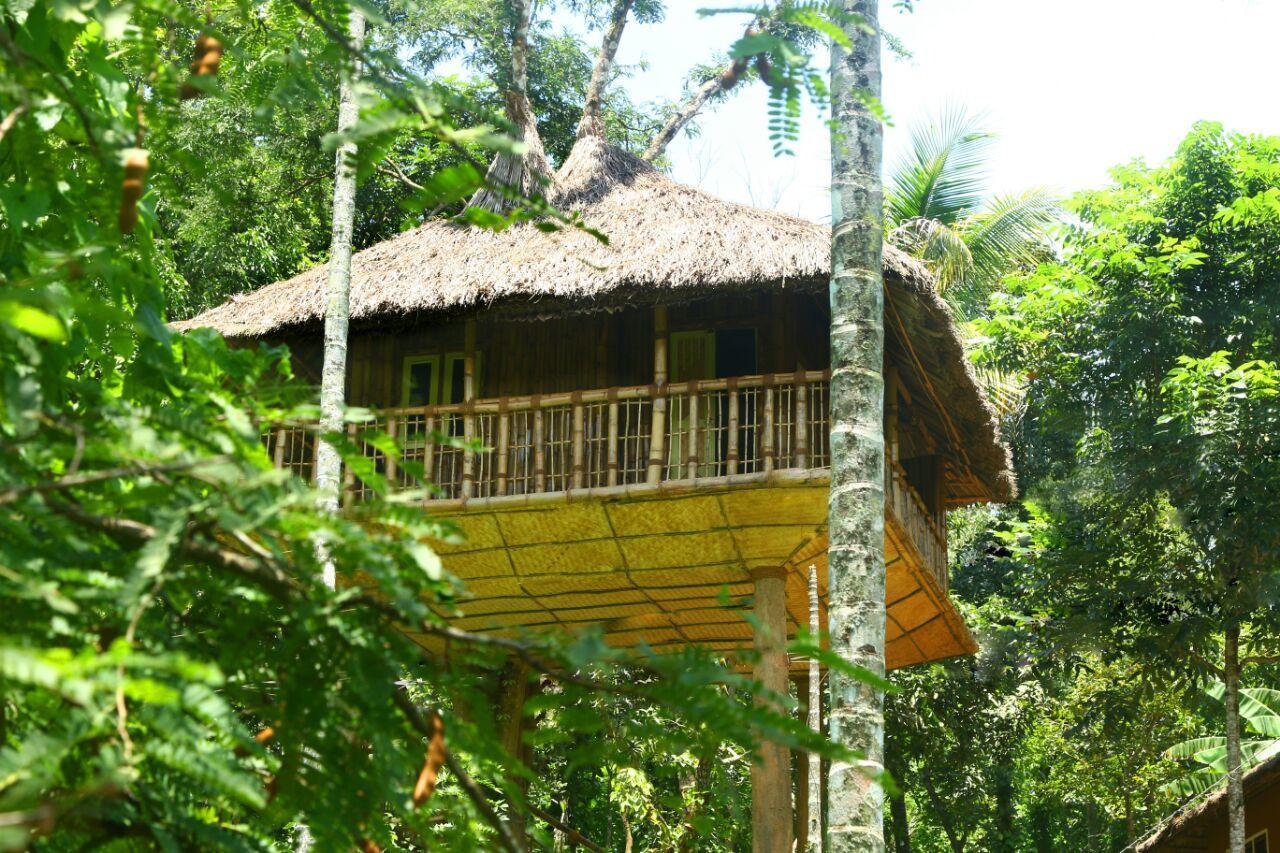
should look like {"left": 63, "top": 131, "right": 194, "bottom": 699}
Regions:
{"left": 265, "top": 369, "right": 947, "bottom": 589}
{"left": 887, "top": 460, "right": 949, "bottom": 592}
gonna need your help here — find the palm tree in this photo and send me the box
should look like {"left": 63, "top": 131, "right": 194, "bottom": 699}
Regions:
{"left": 885, "top": 106, "right": 1057, "bottom": 318}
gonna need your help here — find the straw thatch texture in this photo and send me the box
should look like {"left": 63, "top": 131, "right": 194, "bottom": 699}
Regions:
{"left": 177, "top": 136, "right": 1013, "bottom": 500}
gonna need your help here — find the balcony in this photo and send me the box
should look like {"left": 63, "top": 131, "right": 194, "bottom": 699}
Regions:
{"left": 266, "top": 370, "right": 949, "bottom": 595}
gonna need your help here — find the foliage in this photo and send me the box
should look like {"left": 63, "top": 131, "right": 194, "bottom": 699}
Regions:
{"left": 885, "top": 106, "right": 1057, "bottom": 316}
{"left": 1163, "top": 684, "right": 1280, "bottom": 799}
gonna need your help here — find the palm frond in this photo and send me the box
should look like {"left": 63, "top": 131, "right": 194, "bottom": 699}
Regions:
{"left": 886, "top": 105, "right": 993, "bottom": 229}
{"left": 951, "top": 188, "right": 1058, "bottom": 310}
{"left": 887, "top": 216, "right": 972, "bottom": 290}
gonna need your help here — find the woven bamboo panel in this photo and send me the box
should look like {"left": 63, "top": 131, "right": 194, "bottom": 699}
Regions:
{"left": 418, "top": 481, "right": 975, "bottom": 671}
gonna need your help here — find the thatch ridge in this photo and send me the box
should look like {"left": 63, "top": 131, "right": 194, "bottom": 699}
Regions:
{"left": 176, "top": 136, "right": 1013, "bottom": 501}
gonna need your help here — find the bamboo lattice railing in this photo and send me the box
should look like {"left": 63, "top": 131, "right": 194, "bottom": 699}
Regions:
{"left": 265, "top": 369, "right": 948, "bottom": 590}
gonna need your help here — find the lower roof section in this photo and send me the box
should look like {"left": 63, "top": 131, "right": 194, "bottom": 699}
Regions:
{"left": 404, "top": 478, "right": 976, "bottom": 671}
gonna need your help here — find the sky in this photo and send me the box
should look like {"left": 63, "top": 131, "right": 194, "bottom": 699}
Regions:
{"left": 590, "top": 0, "right": 1280, "bottom": 221}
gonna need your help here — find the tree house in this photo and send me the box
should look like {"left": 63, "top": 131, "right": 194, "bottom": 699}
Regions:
{"left": 179, "top": 135, "right": 1015, "bottom": 849}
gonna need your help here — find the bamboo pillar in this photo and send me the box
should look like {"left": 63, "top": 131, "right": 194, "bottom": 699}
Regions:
{"left": 886, "top": 366, "right": 900, "bottom": 463}
{"left": 647, "top": 305, "right": 669, "bottom": 484}
{"left": 793, "top": 673, "right": 809, "bottom": 851}
{"left": 461, "top": 318, "right": 476, "bottom": 498}
{"left": 795, "top": 369, "right": 809, "bottom": 470}
{"left": 751, "top": 565, "right": 793, "bottom": 853}
{"left": 496, "top": 411, "right": 509, "bottom": 496}
{"left": 606, "top": 399, "right": 619, "bottom": 487}
{"left": 385, "top": 416, "right": 398, "bottom": 489}
{"left": 807, "top": 563, "right": 823, "bottom": 852}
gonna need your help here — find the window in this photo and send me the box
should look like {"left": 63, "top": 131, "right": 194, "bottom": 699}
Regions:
{"left": 1246, "top": 831, "right": 1269, "bottom": 853}
{"left": 401, "top": 356, "right": 439, "bottom": 408}
{"left": 400, "top": 352, "right": 481, "bottom": 408}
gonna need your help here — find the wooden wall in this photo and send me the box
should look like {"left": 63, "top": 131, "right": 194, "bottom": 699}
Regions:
{"left": 275, "top": 291, "right": 835, "bottom": 409}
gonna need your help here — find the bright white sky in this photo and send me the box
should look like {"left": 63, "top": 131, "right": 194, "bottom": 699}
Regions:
{"left": 590, "top": 0, "right": 1280, "bottom": 221}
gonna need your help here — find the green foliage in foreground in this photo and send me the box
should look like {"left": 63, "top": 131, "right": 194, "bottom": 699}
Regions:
{"left": 0, "top": 0, "right": 855, "bottom": 848}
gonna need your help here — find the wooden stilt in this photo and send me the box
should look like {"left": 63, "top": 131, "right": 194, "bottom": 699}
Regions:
{"left": 751, "top": 565, "right": 793, "bottom": 853}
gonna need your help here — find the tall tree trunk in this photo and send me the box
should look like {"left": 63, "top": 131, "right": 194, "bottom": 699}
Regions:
{"left": 808, "top": 564, "right": 824, "bottom": 852}
{"left": 885, "top": 745, "right": 910, "bottom": 853}
{"left": 826, "top": 1, "right": 886, "bottom": 851}
{"left": 1224, "top": 623, "right": 1246, "bottom": 853}
{"left": 993, "top": 765, "right": 1015, "bottom": 852}
{"left": 888, "top": 791, "right": 910, "bottom": 853}
{"left": 300, "top": 9, "right": 364, "bottom": 849}
{"left": 313, "top": 2, "right": 366, "bottom": 588}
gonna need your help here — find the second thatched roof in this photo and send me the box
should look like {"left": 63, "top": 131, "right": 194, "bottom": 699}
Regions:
{"left": 178, "top": 135, "right": 1014, "bottom": 501}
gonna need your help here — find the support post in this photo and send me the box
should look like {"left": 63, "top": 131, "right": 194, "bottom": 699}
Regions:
{"left": 794, "top": 673, "right": 810, "bottom": 851}
{"left": 751, "top": 565, "right": 793, "bottom": 853}
{"left": 647, "top": 305, "right": 668, "bottom": 484}
{"left": 461, "top": 318, "right": 476, "bottom": 499}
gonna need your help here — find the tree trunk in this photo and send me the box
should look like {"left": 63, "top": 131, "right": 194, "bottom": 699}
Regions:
{"left": 808, "top": 564, "right": 823, "bottom": 852}
{"left": 993, "top": 765, "right": 1015, "bottom": 852}
{"left": 826, "top": 1, "right": 886, "bottom": 852}
{"left": 469, "top": 0, "right": 551, "bottom": 213}
{"left": 888, "top": 789, "right": 910, "bottom": 853}
{"left": 885, "top": 744, "right": 910, "bottom": 853}
{"left": 313, "top": 1, "right": 366, "bottom": 587}
{"left": 1225, "top": 623, "right": 1246, "bottom": 853}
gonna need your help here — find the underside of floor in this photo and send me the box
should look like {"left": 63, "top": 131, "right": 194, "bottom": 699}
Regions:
{"left": 406, "top": 479, "right": 977, "bottom": 670}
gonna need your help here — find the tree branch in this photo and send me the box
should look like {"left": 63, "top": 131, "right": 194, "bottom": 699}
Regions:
{"left": 641, "top": 21, "right": 757, "bottom": 162}
{"left": 47, "top": 499, "right": 300, "bottom": 598}
{"left": 391, "top": 692, "right": 524, "bottom": 853}
{"left": 525, "top": 802, "right": 603, "bottom": 852}
{"left": 0, "top": 456, "right": 233, "bottom": 506}
{"left": 575, "top": 0, "right": 634, "bottom": 140}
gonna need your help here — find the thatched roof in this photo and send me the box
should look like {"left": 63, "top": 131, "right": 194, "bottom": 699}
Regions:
{"left": 177, "top": 136, "right": 1014, "bottom": 501}
{"left": 1136, "top": 745, "right": 1280, "bottom": 851}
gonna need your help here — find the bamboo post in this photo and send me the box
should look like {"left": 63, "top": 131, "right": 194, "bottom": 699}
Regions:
{"left": 423, "top": 414, "right": 435, "bottom": 504}
{"left": 647, "top": 305, "right": 668, "bottom": 484}
{"left": 606, "top": 399, "right": 619, "bottom": 487}
{"left": 886, "top": 366, "right": 900, "bottom": 463}
{"left": 533, "top": 406, "right": 545, "bottom": 494}
{"left": 496, "top": 412, "right": 509, "bottom": 496}
{"left": 727, "top": 382, "right": 739, "bottom": 476}
{"left": 571, "top": 399, "right": 585, "bottom": 490}
{"left": 385, "top": 416, "right": 398, "bottom": 490}
{"left": 686, "top": 389, "right": 699, "bottom": 480}
{"left": 763, "top": 384, "right": 775, "bottom": 475}
{"left": 806, "top": 563, "right": 822, "bottom": 852}
{"left": 273, "top": 428, "right": 286, "bottom": 469}
{"left": 461, "top": 318, "right": 476, "bottom": 499}
{"left": 750, "top": 565, "right": 793, "bottom": 853}
{"left": 795, "top": 374, "right": 808, "bottom": 470}
{"left": 342, "top": 422, "right": 357, "bottom": 507}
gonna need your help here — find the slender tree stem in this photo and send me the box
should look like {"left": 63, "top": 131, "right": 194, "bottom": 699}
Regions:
{"left": 1224, "top": 623, "right": 1246, "bottom": 853}
{"left": 827, "top": 1, "right": 886, "bottom": 851}
{"left": 314, "top": 2, "right": 366, "bottom": 588}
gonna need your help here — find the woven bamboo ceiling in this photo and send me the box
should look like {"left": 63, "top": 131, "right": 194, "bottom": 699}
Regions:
{"left": 405, "top": 480, "right": 975, "bottom": 671}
